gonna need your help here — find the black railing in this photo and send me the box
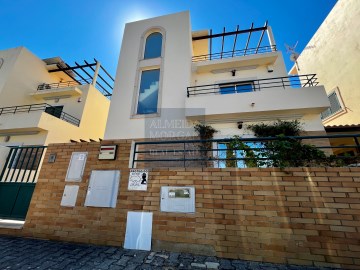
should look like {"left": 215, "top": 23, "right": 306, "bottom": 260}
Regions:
{"left": 0, "top": 103, "right": 80, "bottom": 127}
{"left": 187, "top": 74, "right": 319, "bottom": 97}
{"left": 132, "top": 134, "right": 360, "bottom": 168}
{"left": 0, "top": 146, "right": 47, "bottom": 183}
{"left": 37, "top": 79, "right": 91, "bottom": 91}
{"left": 192, "top": 45, "right": 277, "bottom": 62}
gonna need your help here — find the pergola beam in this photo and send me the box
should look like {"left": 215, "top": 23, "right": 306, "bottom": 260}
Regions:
{"left": 244, "top": 23, "right": 254, "bottom": 56}
{"left": 94, "top": 58, "right": 115, "bottom": 82}
{"left": 255, "top": 21, "right": 268, "bottom": 53}
{"left": 231, "top": 25, "right": 239, "bottom": 57}
{"left": 48, "top": 62, "right": 96, "bottom": 73}
{"left": 220, "top": 27, "right": 226, "bottom": 59}
{"left": 74, "top": 62, "right": 110, "bottom": 96}
{"left": 84, "top": 60, "right": 113, "bottom": 90}
{"left": 193, "top": 25, "right": 267, "bottom": 41}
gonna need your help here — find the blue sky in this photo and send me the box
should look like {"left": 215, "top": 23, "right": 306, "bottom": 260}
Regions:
{"left": 0, "top": 0, "right": 337, "bottom": 76}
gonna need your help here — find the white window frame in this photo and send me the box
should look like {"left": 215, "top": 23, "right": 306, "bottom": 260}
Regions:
{"left": 321, "top": 87, "right": 345, "bottom": 121}
{"left": 143, "top": 32, "right": 163, "bottom": 60}
{"left": 133, "top": 67, "right": 161, "bottom": 117}
{"left": 131, "top": 27, "right": 166, "bottom": 118}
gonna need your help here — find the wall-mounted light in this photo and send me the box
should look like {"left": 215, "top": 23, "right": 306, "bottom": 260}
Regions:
{"left": 237, "top": 121, "right": 243, "bottom": 129}
{"left": 267, "top": 65, "right": 274, "bottom": 73}
{"left": 4, "top": 135, "right": 10, "bottom": 142}
{"left": 77, "top": 97, "right": 82, "bottom": 103}
{"left": 231, "top": 70, "right": 236, "bottom": 76}
{"left": 251, "top": 103, "right": 255, "bottom": 107}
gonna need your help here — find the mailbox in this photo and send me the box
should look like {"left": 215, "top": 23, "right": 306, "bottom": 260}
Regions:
{"left": 160, "top": 186, "right": 195, "bottom": 213}
{"left": 98, "top": 145, "right": 117, "bottom": 160}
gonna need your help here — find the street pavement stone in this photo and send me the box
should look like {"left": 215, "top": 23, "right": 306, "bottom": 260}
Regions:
{"left": 0, "top": 236, "right": 339, "bottom": 270}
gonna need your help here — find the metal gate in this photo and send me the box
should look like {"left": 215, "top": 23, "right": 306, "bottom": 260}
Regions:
{"left": 0, "top": 146, "right": 46, "bottom": 220}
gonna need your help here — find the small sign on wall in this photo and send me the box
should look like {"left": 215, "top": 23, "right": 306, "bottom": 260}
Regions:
{"left": 98, "top": 145, "right": 117, "bottom": 160}
{"left": 48, "top": 153, "right": 56, "bottom": 163}
{"left": 128, "top": 169, "right": 148, "bottom": 191}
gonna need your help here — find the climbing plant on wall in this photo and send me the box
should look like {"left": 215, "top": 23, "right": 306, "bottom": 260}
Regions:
{"left": 194, "top": 123, "right": 218, "bottom": 166}
{"left": 229, "top": 120, "right": 328, "bottom": 168}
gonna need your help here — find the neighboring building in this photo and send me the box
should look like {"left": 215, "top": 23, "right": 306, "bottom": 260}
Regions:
{"left": 0, "top": 46, "right": 112, "bottom": 147}
{"left": 289, "top": 0, "right": 360, "bottom": 127}
{"left": 0, "top": 46, "right": 113, "bottom": 220}
{"left": 289, "top": 0, "right": 360, "bottom": 156}
{"left": 105, "top": 11, "right": 329, "bottom": 143}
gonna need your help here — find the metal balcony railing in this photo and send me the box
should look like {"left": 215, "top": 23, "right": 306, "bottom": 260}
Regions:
{"left": 187, "top": 74, "right": 319, "bottom": 97}
{"left": 192, "top": 45, "right": 277, "bottom": 62}
{"left": 37, "top": 79, "right": 91, "bottom": 91}
{"left": 0, "top": 103, "right": 80, "bottom": 127}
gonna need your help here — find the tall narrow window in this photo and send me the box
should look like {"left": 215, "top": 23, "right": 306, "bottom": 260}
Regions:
{"left": 137, "top": 69, "right": 160, "bottom": 114}
{"left": 144, "top": 32, "right": 162, "bottom": 59}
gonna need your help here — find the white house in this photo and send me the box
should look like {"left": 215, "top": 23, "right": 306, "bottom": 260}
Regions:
{"left": 105, "top": 11, "right": 329, "bottom": 141}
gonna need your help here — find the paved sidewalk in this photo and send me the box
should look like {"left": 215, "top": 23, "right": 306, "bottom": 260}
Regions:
{"left": 0, "top": 236, "right": 336, "bottom": 270}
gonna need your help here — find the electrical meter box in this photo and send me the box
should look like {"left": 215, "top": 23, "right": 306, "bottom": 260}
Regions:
{"left": 65, "top": 152, "right": 88, "bottom": 182}
{"left": 160, "top": 186, "right": 195, "bottom": 213}
{"left": 61, "top": 185, "right": 79, "bottom": 207}
{"left": 84, "top": 170, "right": 120, "bottom": 208}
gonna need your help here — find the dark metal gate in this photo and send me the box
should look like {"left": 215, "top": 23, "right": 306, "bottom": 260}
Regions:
{"left": 0, "top": 146, "right": 46, "bottom": 220}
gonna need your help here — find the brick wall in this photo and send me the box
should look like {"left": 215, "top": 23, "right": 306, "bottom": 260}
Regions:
{"left": 1, "top": 140, "right": 359, "bottom": 269}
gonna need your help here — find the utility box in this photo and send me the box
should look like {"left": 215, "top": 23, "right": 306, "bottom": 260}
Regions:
{"left": 65, "top": 152, "right": 88, "bottom": 182}
{"left": 84, "top": 170, "right": 120, "bottom": 208}
{"left": 61, "top": 185, "right": 79, "bottom": 207}
{"left": 160, "top": 186, "right": 195, "bottom": 213}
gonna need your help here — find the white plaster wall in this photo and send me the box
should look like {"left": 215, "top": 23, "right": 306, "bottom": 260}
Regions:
{"left": 291, "top": 0, "right": 360, "bottom": 126}
{"left": 0, "top": 47, "right": 58, "bottom": 107}
{"left": 0, "top": 47, "right": 88, "bottom": 118}
{"left": 104, "top": 11, "right": 192, "bottom": 139}
{"left": 211, "top": 114, "right": 324, "bottom": 139}
{"left": 0, "top": 47, "right": 21, "bottom": 96}
{"left": 0, "top": 132, "right": 48, "bottom": 146}
{"left": 78, "top": 84, "right": 110, "bottom": 140}
{"left": 0, "top": 145, "right": 11, "bottom": 173}
{"left": 186, "top": 86, "right": 329, "bottom": 119}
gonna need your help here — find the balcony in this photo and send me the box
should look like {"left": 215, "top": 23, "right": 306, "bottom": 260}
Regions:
{"left": 192, "top": 49, "right": 278, "bottom": 74}
{"left": 0, "top": 103, "right": 80, "bottom": 135}
{"left": 192, "top": 22, "right": 278, "bottom": 73}
{"left": 30, "top": 80, "right": 91, "bottom": 100}
{"left": 185, "top": 74, "right": 330, "bottom": 121}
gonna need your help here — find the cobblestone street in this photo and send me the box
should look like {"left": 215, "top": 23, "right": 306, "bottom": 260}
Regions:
{"left": 0, "top": 236, "right": 337, "bottom": 270}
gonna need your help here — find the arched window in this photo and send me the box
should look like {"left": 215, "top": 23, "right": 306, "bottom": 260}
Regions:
{"left": 144, "top": 32, "right": 162, "bottom": 59}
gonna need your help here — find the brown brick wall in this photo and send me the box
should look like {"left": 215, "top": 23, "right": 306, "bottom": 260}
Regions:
{"left": 1, "top": 140, "right": 360, "bottom": 269}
